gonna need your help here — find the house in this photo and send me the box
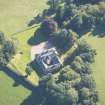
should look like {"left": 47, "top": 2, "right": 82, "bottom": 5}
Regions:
{"left": 36, "top": 48, "right": 62, "bottom": 74}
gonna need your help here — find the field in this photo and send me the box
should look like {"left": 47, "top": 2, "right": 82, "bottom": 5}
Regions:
{"left": 83, "top": 35, "right": 105, "bottom": 105}
{"left": 0, "top": 0, "right": 105, "bottom": 105}
{"left": 0, "top": 0, "right": 47, "bottom": 105}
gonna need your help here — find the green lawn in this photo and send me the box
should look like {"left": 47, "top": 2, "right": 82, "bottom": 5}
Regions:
{"left": 0, "top": 70, "right": 31, "bottom": 105}
{"left": 83, "top": 35, "right": 105, "bottom": 105}
{"left": 0, "top": 0, "right": 47, "bottom": 105}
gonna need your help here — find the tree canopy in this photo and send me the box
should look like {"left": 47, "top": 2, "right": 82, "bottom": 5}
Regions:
{"left": 0, "top": 32, "right": 16, "bottom": 66}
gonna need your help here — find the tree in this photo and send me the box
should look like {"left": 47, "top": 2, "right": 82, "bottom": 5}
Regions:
{"left": 75, "top": 0, "right": 104, "bottom": 5}
{"left": 80, "top": 74, "right": 96, "bottom": 89}
{"left": 92, "top": 90, "right": 99, "bottom": 104}
{"left": 53, "top": 29, "right": 75, "bottom": 52}
{"left": 77, "top": 40, "right": 92, "bottom": 54}
{"left": 70, "top": 15, "right": 83, "bottom": 32}
{"left": 80, "top": 52, "right": 95, "bottom": 63}
{"left": 65, "top": 0, "right": 74, "bottom": 4}
{"left": 0, "top": 32, "right": 16, "bottom": 66}
{"left": 71, "top": 56, "right": 91, "bottom": 74}
{"left": 0, "top": 50, "right": 7, "bottom": 66}
{"left": 79, "top": 87, "right": 91, "bottom": 100}
{"left": 79, "top": 88, "right": 98, "bottom": 105}
{"left": 57, "top": 29, "right": 72, "bottom": 48}
{"left": 77, "top": 40, "right": 96, "bottom": 63}
{"left": 44, "top": 75, "right": 79, "bottom": 105}
{"left": 55, "top": 6, "right": 65, "bottom": 27}
{"left": 82, "top": 99, "right": 96, "bottom": 105}
{"left": 2, "top": 40, "right": 16, "bottom": 62}
{"left": 0, "top": 31, "right": 5, "bottom": 44}
{"left": 66, "top": 88, "right": 78, "bottom": 105}
{"left": 48, "top": 0, "right": 60, "bottom": 10}
{"left": 41, "top": 17, "right": 58, "bottom": 37}
{"left": 69, "top": 29, "right": 78, "bottom": 45}
{"left": 59, "top": 66, "right": 80, "bottom": 82}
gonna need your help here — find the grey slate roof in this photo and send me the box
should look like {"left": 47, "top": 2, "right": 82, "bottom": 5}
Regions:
{"left": 36, "top": 48, "right": 62, "bottom": 74}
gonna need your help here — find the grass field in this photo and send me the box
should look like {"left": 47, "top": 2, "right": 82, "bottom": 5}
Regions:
{"left": 0, "top": 70, "right": 31, "bottom": 105}
{"left": 83, "top": 35, "right": 105, "bottom": 105}
{"left": 0, "top": 0, "right": 47, "bottom": 105}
